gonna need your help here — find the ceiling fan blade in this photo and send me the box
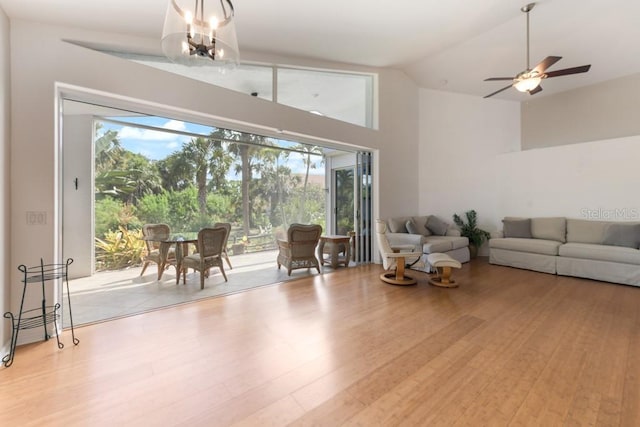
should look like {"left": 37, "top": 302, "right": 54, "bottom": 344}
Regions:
{"left": 533, "top": 56, "right": 562, "bottom": 74}
{"left": 484, "top": 84, "right": 513, "bottom": 99}
{"left": 484, "top": 77, "right": 514, "bottom": 81}
{"left": 545, "top": 64, "right": 591, "bottom": 78}
{"left": 528, "top": 85, "right": 543, "bottom": 95}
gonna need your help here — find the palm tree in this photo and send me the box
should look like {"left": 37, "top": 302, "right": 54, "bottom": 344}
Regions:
{"left": 253, "top": 148, "right": 297, "bottom": 227}
{"left": 94, "top": 128, "right": 124, "bottom": 173}
{"left": 156, "top": 151, "right": 195, "bottom": 192}
{"left": 94, "top": 127, "right": 163, "bottom": 204}
{"left": 183, "top": 136, "right": 216, "bottom": 216}
{"left": 295, "top": 145, "right": 323, "bottom": 223}
{"left": 228, "top": 133, "right": 270, "bottom": 236}
{"left": 160, "top": 130, "right": 233, "bottom": 217}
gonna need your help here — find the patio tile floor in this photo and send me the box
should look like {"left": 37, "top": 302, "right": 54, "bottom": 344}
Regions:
{"left": 65, "top": 250, "right": 343, "bottom": 327}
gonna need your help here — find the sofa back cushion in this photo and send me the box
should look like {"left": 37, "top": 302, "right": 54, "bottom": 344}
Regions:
{"left": 531, "top": 217, "right": 566, "bottom": 243}
{"left": 406, "top": 216, "right": 432, "bottom": 236}
{"left": 388, "top": 216, "right": 411, "bottom": 233}
{"left": 602, "top": 223, "right": 640, "bottom": 248}
{"left": 502, "top": 218, "right": 532, "bottom": 238}
{"left": 566, "top": 219, "right": 610, "bottom": 244}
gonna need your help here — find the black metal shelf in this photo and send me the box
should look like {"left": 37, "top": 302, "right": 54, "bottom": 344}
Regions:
{"left": 2, "top": 258, "right": 79, "bottom": 367}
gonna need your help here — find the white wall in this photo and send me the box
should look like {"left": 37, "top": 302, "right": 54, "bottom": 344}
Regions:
{"left": 419, "top": 88, "right": 640, "bottom": 256}
{"left": 418, "top": 89, "right": 520, "bottom": 254}
{"left": 0, "top": 5, "right": 11, "bottom": 357}
{"left": 497, "top": 135, "right": 640, "bottom": 223}
{"left": 522, "top": 72, "right": 640, "bottom": 149}
{"left": 7, "top": 20, "right": 420, "bottom": 344}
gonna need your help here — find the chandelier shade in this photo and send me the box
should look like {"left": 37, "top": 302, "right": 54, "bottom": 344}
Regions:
{"left": 161, "top": 0, "right": 239, "bottom": 67}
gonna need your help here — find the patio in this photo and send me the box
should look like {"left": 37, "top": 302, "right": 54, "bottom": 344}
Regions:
{"left": 65, "top": 249, "right": 332, "bottom": 327}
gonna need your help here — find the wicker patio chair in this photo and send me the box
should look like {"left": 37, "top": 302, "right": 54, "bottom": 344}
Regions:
{"left": 213, "top": 222, "right": 233, "bottom": 270}
{"left": 140, "top": 223, "right": 176, "bottom": 279}
{"left": 181, "top": 226, "right": 228, "bottom": 289}
{"left": 276, "top": 223, "right": 322, "bottom": 276}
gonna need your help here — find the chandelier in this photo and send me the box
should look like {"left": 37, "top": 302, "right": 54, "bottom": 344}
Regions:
{"left": 161, "top": 0, "right": 239, "bottom": 67}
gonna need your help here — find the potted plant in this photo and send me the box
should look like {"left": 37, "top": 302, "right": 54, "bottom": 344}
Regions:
{"left": 452, "top": 210, "right": 490, "bottom": 258}
{"left": 232, "top": 235, "right": 249, "bottom": 255}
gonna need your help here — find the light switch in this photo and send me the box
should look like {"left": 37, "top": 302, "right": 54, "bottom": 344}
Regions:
{"left": 26, "top": 211, "right": 47, "bottom": 225}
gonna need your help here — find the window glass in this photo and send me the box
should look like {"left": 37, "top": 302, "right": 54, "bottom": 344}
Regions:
{"left": 277, "top": 68, "right": 373, "bottom": 128}
{"left": 105, "top": 51, "right": 374, "bottom": 128}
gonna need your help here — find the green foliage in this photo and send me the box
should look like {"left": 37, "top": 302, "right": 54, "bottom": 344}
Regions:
{"left": 94, "top": 123, "right": 330, "bottom": 268}
{"left": 95, "top": 197, "right": 127, "bottom": 238}
{"left": 95, "top": 227, "right": 145, "bottom": 271}
{"left": 165, "top": 186, "right": 200, "bottom": 231}
{"left": 95, "top": 129, "right": 163, "bottom": 204}
{"left": 452, "top": 210, "right": 490, "bottom": 248}
{"left": 206, "top": 192, "right": 233, "bottom": 221}
{"left": 335, "top": 168, "right": 354, "bottom": 235}
{"left": 136, "top": 191, "right": 170, "bottom": 224}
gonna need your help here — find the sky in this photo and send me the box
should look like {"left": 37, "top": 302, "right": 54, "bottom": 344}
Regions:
{"left": 99, "top": 116, "right": 324, "bottom": 177}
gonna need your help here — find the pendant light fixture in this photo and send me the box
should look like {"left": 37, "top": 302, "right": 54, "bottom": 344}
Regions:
{"left": 161, "top": 0, "right": 239, "bottom": 67}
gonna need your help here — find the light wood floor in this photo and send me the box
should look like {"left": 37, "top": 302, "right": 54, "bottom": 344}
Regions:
{"left": 1, "top": 259, "right": 639, "bottom": 426}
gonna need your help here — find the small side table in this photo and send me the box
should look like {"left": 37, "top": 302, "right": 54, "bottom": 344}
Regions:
{"left": 318, "top": 235, "right": 351, "bottom": 269}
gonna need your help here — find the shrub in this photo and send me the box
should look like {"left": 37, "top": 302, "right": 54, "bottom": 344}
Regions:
{"left": 95, "top": 227, "right": 145, "bottom": 271}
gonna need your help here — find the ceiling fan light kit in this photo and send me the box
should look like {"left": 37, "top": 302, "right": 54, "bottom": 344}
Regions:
{"left": 161, "top": 0, "right": 240, "bottom": 67}
{"left": 514, "top": 71, "right": 542, "bottom": 92}
{"left": 483, "top": 2, "right": 591, "bottom": 98}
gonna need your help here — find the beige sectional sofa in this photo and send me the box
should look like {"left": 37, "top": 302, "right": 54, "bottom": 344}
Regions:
{"left": 490, "top": 217, "right": 640, "bottom": 286}
{"left": 384, "top": 215, "right": 470, "bottom": 272}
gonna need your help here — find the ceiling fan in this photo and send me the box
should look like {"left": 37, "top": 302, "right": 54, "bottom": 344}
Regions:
{"left": 484, "top": 2, "right": 591, "bottom": 99}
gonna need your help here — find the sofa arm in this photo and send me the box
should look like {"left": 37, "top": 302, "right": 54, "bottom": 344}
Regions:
{"left": 386, "top": 233, "right": 425, "bottom": 252}
{"left": 490, "top": 230, "right": 504, "bottom": 239}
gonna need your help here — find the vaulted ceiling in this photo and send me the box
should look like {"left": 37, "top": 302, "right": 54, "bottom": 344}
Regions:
{"left": 1, "top": 0, "right": 638, "bottom": 101}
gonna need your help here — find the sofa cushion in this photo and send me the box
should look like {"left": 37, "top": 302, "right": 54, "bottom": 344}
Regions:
{"left": 406, "top": 216, "right": 431, "bottom": 236}
{"left": 489, "top": 237, "right": 562, "bottom": 256}
{"left": 448, "top": 236, "right": 469, "bottom": 250}
{"left": 602, "top": 223, "right": 640, "bottom": 248}
{"left": 388, "top": 217, "right": 410, "bottom": 233}
{"left": 566, "top": 219, "right": 610, "bottom": 244}
{"left": 531, "top": 217, "right": 566, "bottom": 243}
{"left": 422, "top": 236, "right": 469, "bottom": 254}
{"left": 423, "top": 239, "right": 453, "bottom": 253}
{"left": 502, "top": 218, "right": 532, "bottom": 238}
{"left": 559, "top": 242, "right": 640, "bottom": 265}
{"left": 426, "top": 216, "right": 448, "bottom": 236}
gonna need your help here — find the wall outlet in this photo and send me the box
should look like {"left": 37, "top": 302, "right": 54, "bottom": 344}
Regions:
{"left": 26, "top": 211, "right": 47, "bottom": 225}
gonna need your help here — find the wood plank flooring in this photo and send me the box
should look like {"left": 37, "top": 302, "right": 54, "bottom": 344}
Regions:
{"left": 1, "top": 258, "right": 639, "bottom": 426}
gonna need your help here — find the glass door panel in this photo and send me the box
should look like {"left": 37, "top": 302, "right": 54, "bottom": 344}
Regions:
{"left": 334, "top": 168, "right": 355, "bottom": 235}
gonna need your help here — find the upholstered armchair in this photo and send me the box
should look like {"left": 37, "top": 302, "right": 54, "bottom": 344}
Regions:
{"left": 277, "top": 224, "right": 322, "bottom": 276}
{"left": 375, "top": 219, "right": 422, "bottom": 285}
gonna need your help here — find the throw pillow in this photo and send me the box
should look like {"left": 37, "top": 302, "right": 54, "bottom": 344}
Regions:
{"left": 602, "top": 223, "right": 640, "bottom": 248}
{"left": 426, "top": 215, "right": 449, "bottom": 236}
{"left": 503, "top": 218, "right": 532, "bottom": 238}
{"left": 406, "top": 218, "right": 430, "bottom": 236}
{"left": 405, "top": 220, "right": 419, "bottom": 235}
{"left": 388, "top": 217, "right": 408, "bottom": 233}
